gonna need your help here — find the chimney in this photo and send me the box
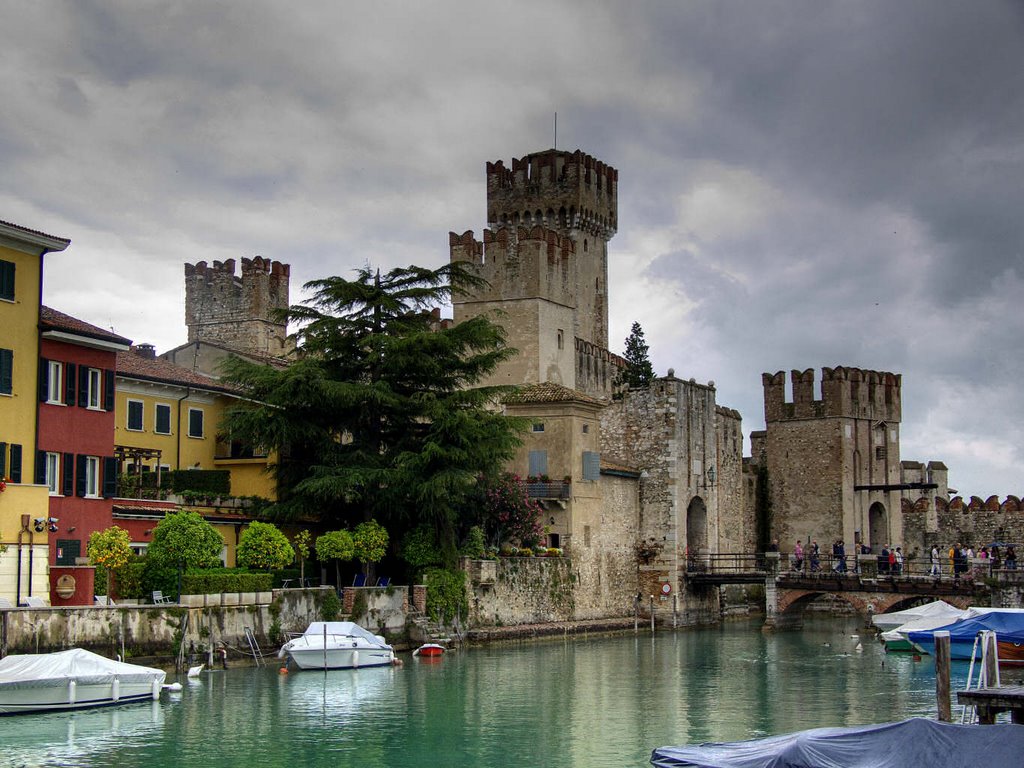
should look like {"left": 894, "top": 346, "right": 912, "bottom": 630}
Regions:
{"left": 133, "top": 343, "right": 157, "bottom": 359}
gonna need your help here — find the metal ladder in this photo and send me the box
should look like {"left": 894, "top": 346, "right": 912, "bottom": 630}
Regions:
{"left": 961, "top": 630, "right": 1000, "bottom": 723}
{"left": 244, "top": 627, "right": 263, "bottom": 666}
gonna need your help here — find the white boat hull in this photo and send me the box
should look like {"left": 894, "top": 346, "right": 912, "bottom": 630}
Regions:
{"left": 286, "top": 646, "right": 395, "bottom": 670}
{"left": 0, "top": 678, "right": 163, "bottom": 715}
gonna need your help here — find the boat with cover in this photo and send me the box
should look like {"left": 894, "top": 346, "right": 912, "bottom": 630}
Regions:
{"left": 906, "top": 609, "right": 1024, "bottom": 663}
{"left": 278, "top": 621, "right": 395, "bottom": 670}
{"left": 651, "top": 718, "right": 1024, "bottom": 768}
{"left": 0, "top": 648, "right": 166, "bottom": 715}
{"left": 880, "top": 610, "right": 969, "bottom": 652}
{"left": 870, "top": 599, "right": 963, "bottom": 633}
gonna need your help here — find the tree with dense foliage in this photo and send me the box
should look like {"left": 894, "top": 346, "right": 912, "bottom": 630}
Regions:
{"left": 221, "top": 262, "right": 526, "bottom": 565}
{"left": 479, "top": 473, "right": 543, "bottom": 548}
{"left": 236, "top": 521, "right": 295, "bottom": 571}
{"left": 352, "top": 520, "right": 389, "bottom": 573}
{"left": 316, "top": 529, "right": 355, "bottom": 589}
{"left": 147, "top": 510, "right": 224, "bottom": 569}
{"left": 616, "top": 321, "right": 655, "bottom": 389}
{"left": 398, "top": 525, "right": 443, "bottom": 578}
{"left": 87, "top": 526, "right": 133, "bottom": 597}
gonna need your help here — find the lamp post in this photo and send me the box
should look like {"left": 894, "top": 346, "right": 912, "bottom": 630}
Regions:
{"left": 705, "top": 465, "right": 716, "bottom": 488}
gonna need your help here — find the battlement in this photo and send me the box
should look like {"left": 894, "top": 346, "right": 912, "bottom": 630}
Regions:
{"left": 762, "top": 365, "right": 902, "bottom": 423}
{"left": 184, "top": 256, "right": 292, "bottom": 358}
{"left": 486, "top": 149, "right": 617, "bottom": 241}
{"left": 449, "top": 226, "right": 577, "bottom": 307}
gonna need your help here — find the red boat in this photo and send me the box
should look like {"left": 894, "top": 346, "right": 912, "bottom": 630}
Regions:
{"left": 413, "top": 644, "right": 445, "bottom": 657}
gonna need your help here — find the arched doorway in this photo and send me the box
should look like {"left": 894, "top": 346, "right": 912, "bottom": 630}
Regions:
{"left": 686, "top": 496, "right": 708, "bottom": 570}
{"left": 869, "top": 502, "right": 887, "bottom": 549}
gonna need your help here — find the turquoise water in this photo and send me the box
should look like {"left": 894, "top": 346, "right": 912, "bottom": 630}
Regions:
{"left": 0, "top": 618, "right": 981, "bottom": 768}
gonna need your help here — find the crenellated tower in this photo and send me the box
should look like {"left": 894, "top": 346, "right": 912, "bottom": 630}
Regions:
{"left": 760, "top": 366, "right": 905, "bottom": 554}
{"left": 183, "top": 256, "right": 293, "bottom": 360}
{"left": 483, "top": 149, "right": 617, "bottom": 348}
{"left": 452, "top": 149, "right": 618, "bottom": 395}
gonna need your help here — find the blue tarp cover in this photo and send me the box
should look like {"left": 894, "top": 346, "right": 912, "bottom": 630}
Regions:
{"left": 651, "top": 718, "right": 1024, "bottom": 768}
{"left": 906, "top": 610, "right": 1024, "bottom": 646}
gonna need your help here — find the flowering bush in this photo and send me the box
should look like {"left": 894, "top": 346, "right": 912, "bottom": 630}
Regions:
{"left": 481, "top": 473, "right": 543, "bottom": 549}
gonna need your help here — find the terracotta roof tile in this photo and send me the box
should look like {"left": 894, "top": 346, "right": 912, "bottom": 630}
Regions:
{"left": 0, "top": 219, "right": 70, "bottom": 245}
{"left": 41, "top": 305, "right": 133, "bottom": 346}
{"left": 503, "top": 381, "right": 605, "bottom": 407}
{"left": 116, "top": 348, "right": 239, "bottom": 394}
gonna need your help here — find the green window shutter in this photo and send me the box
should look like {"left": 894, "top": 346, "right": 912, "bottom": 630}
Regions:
{"left": 103, "top": 369, "right": 115, "bottom": 411}
{"left": 102, "top": 456, "right": 117, "bottom": 498}
{"left": 35, "top": 450, "right": 46, "bottom": 485}
{"left": 75, "top": 454, "right": 87, "bottom": 497}
{"left": 9, "top": 444, "right": 22, "bottom": 483}
{"left": 77, "top": 366, "right": 88, "bottom": 407}
{"left": 0, "top": 260, "right": 14, "bottom": 301}
{"left": 65, "top": 362, "right": 76, "bottom": 405}
{"left": 0, "top": 349, "right": 12, "bottom": 395}
{"left": 63, "top": 452, "right": 74, "bottom": 496}
{"left": 155, "top": 404, "right": 171, "bottom": 434}
{"left": 0, "top": 442, "right": 6, "bottom": 478}
{"left": 582, "top": 451, "right": 600, "bottom": 481}
{"left": 38, "top": 358, "right": 49, "bottom": 402}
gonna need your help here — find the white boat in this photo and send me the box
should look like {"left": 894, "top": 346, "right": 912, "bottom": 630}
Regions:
{"left": 278, "top": 621, "right": 395, "bottom": 670}
{"left": 0, "top": 648, "right": 166, "bottom": 715}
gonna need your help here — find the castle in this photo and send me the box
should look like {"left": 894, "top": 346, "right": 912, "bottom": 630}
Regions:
{"left": 173, "top": 145, "right": 1015, "bottom": 623}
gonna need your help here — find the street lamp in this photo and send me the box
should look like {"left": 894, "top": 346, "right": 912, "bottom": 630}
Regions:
{"left": 706, "top": 465, "right": 716, "bottom": 488}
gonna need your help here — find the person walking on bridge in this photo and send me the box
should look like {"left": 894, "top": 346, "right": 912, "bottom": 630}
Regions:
{"left": 930, "top": 544, "right": 941, "bottom": 577}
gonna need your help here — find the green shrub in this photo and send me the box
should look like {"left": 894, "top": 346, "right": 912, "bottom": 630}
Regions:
{"left": 181, "top": 568, "right": 273, "bottom": 594}
{"left": 320, "top": 589, "right": 341, "bottom": 622}
{"left": 461, "top": 526, "right": 486, "bottom": 560}
{"left": 424, "top": 568, "right": 467, "bottom": 623}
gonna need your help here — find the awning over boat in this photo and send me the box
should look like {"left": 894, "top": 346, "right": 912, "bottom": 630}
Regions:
{"left": 870, "top": 600, "right": 963, "bottom": 632}
{"left": 301, "top": 622, "right": 386, "bottom": 645}
{"left": 907, "top": 610, "right": 1024, "bottom": 647}
{"left": 0, "top": 648, "right": 165, "bottom": 690}
{"left": 651, "top": 718, "right": 1024, "bottom": 768}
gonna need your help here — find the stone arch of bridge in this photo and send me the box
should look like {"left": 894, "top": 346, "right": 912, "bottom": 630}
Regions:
{"left": 775, "top": 589, "right": 972, "bottom": 622}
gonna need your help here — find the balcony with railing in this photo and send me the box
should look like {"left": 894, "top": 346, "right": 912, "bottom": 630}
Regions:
{"left": 526, "top": 481, "right": 571, "bottom": 500}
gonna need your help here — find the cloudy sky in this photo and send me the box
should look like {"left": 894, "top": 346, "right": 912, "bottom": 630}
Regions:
{"left": 3, "top": 1, "right": 1022, "bottom": 499}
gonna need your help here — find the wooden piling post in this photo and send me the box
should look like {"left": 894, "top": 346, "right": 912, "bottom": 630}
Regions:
{"left": 650, "top": 596, "right": 655, "bottom": 633}
{"left": 673, "top": 594, "right": 678, "bottom": 629}
{"left": 935, "top": 630, "right": 952, "bottom": 722}
{"left": 984, "top": 631, "right": 999, "bottom": 688}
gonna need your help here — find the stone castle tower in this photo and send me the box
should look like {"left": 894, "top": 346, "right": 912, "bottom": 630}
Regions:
{"left": 183, "top": 256, "right": 293, "bottom": 360}
{"left": 451, "top": 149, "right": 619, "bottom": 395}
{"left": 753, "top": 366, "right": 905, "bottom": 553}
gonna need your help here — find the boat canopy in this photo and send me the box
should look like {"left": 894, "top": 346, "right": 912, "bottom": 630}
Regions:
{"left": 0, "top": 648, "right": 164, "bottom": 691}
{"left": 651, "top": 718, "right": 1024, "bottom": 768}
{"left": 870, "top": 600, "right": 962, "bottom": 632}
{"left": 907, "top": 610, "right": 1024, "bottom": 647}
{"left": 301, "top": 622, "right": 386, "bottom": 645}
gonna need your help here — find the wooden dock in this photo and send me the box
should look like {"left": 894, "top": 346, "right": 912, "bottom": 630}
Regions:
{"left": 956, "top": 685, "right": 1024, "bottom": 724}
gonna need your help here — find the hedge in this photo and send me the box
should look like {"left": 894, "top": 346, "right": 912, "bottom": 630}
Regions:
{"left": 181, "top": 568, "right": 274, "bottom": 594}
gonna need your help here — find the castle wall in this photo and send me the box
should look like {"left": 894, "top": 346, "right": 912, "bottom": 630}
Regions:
{"left": 903, "top": 494, "right": 1024, "bottom": 558}
{"left": 600, "top": 376, "right": 747, "bottom": 591}
{"left": 184, "top": 257, "right": 292, "bottom": 359}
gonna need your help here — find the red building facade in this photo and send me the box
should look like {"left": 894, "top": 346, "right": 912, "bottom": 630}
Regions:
{"left": 37, "top": 306, "right": 131, "bottom": 568}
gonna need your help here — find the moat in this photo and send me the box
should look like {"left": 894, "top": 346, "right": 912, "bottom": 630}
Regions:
{"left": 0, "top": 618, "right": 981, "bottom": 768}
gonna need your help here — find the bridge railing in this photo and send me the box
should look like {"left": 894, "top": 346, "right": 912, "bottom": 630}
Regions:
{"left": 685, "top": 553, "right": 767, "bottom": 574}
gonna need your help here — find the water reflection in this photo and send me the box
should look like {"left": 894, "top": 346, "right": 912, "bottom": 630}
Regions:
{"left": 0, "top": 699, "right": 165, "bottom": 766}
{"left": 0, "top": 618, "right": 982, "bottom": 768}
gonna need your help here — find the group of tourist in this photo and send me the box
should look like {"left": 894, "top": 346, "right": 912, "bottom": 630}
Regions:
{"left": 778, "top": 538, "right": 1022, "bottom": 578}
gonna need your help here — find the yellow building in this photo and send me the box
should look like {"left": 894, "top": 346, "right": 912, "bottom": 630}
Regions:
{"left": 113, "top": 344, "right": 277, "bottom": 565}
{"left": 0, "top": 219, "right": 70, "bottom": 605}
